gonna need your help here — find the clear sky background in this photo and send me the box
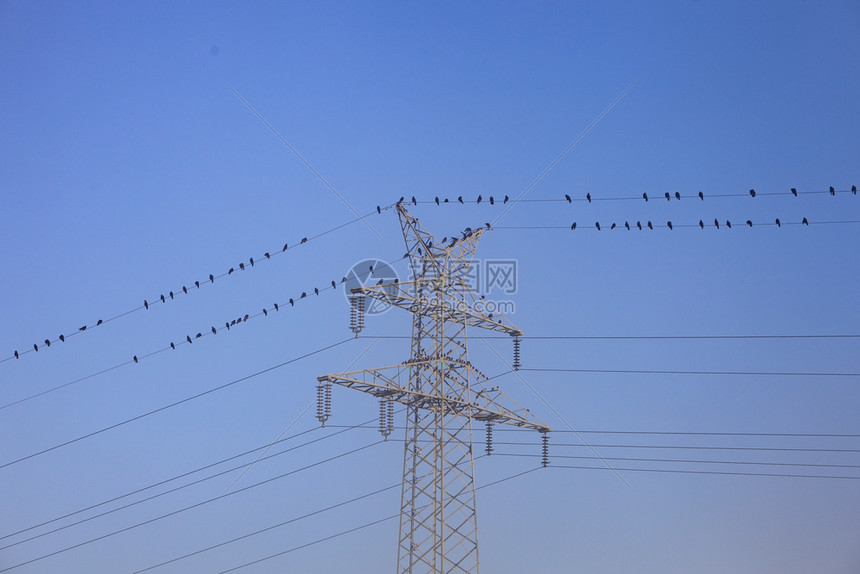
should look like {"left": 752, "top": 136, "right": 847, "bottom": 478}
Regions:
{"left": 1, "top": 2, "right": 859, "bottom": 572}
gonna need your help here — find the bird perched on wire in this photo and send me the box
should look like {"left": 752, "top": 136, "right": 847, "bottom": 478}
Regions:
{"left": 595, "top": 222, "right": 601, "bottom": 231}
{"left": 301, "top": 237, "right": 308, "bottom": 244}
{"left": 830, "top": 186, "right": 836, "bottom": 196}
{"left": 714, "top": 219, "right": 720, "bottom": 229}
{"left": 458, "top": 196, "right": 464, "bottom": 204}
{"left": 726, "top": 220, "right": 732, "bottom": 228}
{"left": 586, "top": 193, "right": 592, "bottom": 203}
{"left": 625, "top": 221, "right": 630, "bottom": 230}
{"left": 314, "top": 287, "right": 319, "bottom": 295}
{"left": 675, "top": 192, "right": 681, "bottom": 200}
{"left": 59, "top": 334, "right": 65, "bottom": 342}
{"left": 377, "top": 205, "right": 381, "bottom": 214}
{"left": 239, "top": 263, "right": 245, "bottom": 271}
{"left": 504, "top": 195, "right": 509, "bottom": 204}
{"left": 637, "top": 221, "right": 642, "bottom": 230}
{"left": 435, "top": 197, "right": 440, "bottom": 205}
{"left": 228, "top": 268, "right": 234, "bottom": 275}
{"left": 749, "top": 189, "right": 756, "bottom": 197}
{"left": 477, "top": 195, "right": 482, "bottom": 204}
{"left": 642, "top": 192, "right": 648, "bottom": 202}
{"left": 183, "top": 286, "right": 188, "bottom": 294}
{"left": 699, "top": 220, "right": 704, "bottom": 229}
{"left": 160, "top": 294, "right": 166, "bottom": 303}
{"left": 565, "top": 194, "right": 571, "bottom": 203}
{"left": 489, "top": 196, "right": 495, "bottom": 205}
{"left": 45, "top": 339, "right": 51, "bottom": 347}
{"left": 647, "top": 221, "right": 653, "bottom": 230}
{"left": 667, "top": 221, "right": 673, "bottom": 230}
{"left": 791, "top": 188, "right": 798, "bottom": 196}
{"left": 747, "top": 220, "right": 753, "bottom": 227}
{"left": 210, "top": 274, "right": 215, "bottom": 282}
{"left": 133, "top": 355, "right": 138, "bottom": 363}
{"left": 274, "top": 303, "right": 279, "bottom": 311}
{"left": 33, "top": 344, "right": 38, "bottom": 352}
{"left": 775, "top": 218, "right": 781, "bottom": 227}
{"left": 186, "top": 335, "right": 192, "bottom": 344}
{"left": 144, "top": 300, "right": 149, "bottom": 310}
{"left": 570, "top": 222, "right": 577, "bottom": 230}
{"left": 289, "top": 298, "right": 295, "bottom": 306}
{"left": 698, "top": 191, "right": 704, "bottom": 200}
{"left": 664, "top": 192, "right": 670, "bottom": 201}
{"left": 412, "top": 196, "right": 417, "bottom": 205}
{"left": 802, "top": 217, "right": 809, "bottom": 225}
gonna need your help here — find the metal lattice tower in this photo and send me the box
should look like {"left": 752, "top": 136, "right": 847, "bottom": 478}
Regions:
{"left": 317, "top": 203, "right": 550, "bottom": 573}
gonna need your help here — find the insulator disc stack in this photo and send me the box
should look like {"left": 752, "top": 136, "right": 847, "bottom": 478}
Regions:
{"left": 485, "top": 421, "right": 494, "bottom": 456}
{"left": 349, "top": 295, "right": 357, "bottom": 333}
{"left": 324, "top": 380, "right": 332, "bottom": 422}
{"left": 386, "top": 397, "right": 394, "bottom": 436}
{"left": 355, "top": 295, "right": 365, "bottom": 333}
{"left": 541, "top": 432, "right": 550, "bottom": 468}
{"left": 316, "top": 382, "right": 328, "bottom": 427}
{"left": 512, "top": 335, "right": 521, "bottom": 371}
{"left": 379, "top": 397, "right": 392, "bottom": 440}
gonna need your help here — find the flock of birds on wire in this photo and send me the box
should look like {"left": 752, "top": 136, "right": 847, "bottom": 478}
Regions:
{"left": 6, "top": 185, "right": 856, "bottom": 364}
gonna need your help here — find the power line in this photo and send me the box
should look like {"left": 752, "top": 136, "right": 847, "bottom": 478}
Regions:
{"left": 214, "top": 466, "right": 541, "bottom": 574}
{"left": 0, "top": 338, "right": 353, "bottom": 470}
{"left": 359, "top": 333, "right": 860, "bottom": 341}
{"left": 2, "top": 207, "right": 389, "bottom": 366}
{"left": 0, "top": 441, "right": 384, "bottom": 573}
{"left": 549, "top": 463, "right": 860, "bottom": 481}
{"left": 1, "top": 256, "right": 403, "bottom": 411}
{"left": 496, "top": 441, "right": 860, "bottom": 454}
{"left": 516, "top": 367, "right": 860, "bottom": 377}
{"left": 495, "top": 219, "right": 860, "bottom": 231}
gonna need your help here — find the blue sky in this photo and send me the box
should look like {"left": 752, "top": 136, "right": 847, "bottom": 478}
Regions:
{"left": 1, "top": 2, "right": 859, "bottom": 572}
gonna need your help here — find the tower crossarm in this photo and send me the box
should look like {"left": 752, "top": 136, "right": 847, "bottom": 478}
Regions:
{"left": 353, "top": 282, "right": 523, "bottom": 336}
{"left": 318, "top": 359, "right": 550, "bottom": 433}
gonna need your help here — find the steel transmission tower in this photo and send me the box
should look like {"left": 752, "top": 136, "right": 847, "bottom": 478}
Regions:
{"left": 317, "top": 203, "right": 550, "bottom": 573}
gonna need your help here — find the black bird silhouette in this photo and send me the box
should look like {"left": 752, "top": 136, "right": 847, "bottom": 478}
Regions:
{"left": 59, "top": 334, "right": 65, "bottom": 342}
{"left": 791, "top": 188, "right": 797, "bottom": 196}
{"left": 79, "top": 325, "right": 86, "bottom": 331}
{"left": 97, "top": 319, "right": 102, "bottom": 326}
{"left": 250, "top": 257, "right": 254, "bottom": 267}
{"left": 301, "top": 237, "right": 308, "bottom": 244}
{"left": 667, "top": 221, "right": 673, "bottom": 230}
{"left": 747, "top": 220, "right": 753, "bottom": 227}
{"left": 435, "top": 197, "right": 440, "bottom": 205}
{"left": 749, "top": 189, "right": 756, "bottom": 197}
{"left": 477, "top": 195, "right": 482, "bottom": 204}
{"left": 45, "top": 339, "right": 51, "bottom": 347}
{"left": 398, "top": 196, "right": 404, "bottom": 204}
{"left": 802, "top": 217, "right": 809, "bottom": 225}
{"left": 610, "top": 223, "right": 616, "bottom": 230}
{"left": 852, "top": 185, "right": 857, "bottom": 195}
{"left": 243, "top": 314, "right": 249, "bottom": 322}
{"left": 301, "top": 292, "right": 307, "bottom": 298}
{"left": 504, "top": 195, "right": 509, "bottom": 204}
{"left": 169, "top": 291, "right": 174, "bottom": 299}
{"left": 33, "top": 344, "right": 38, "bottom": 352}
{"left": 210, "top": 274, "right": 215, "bottom": 283}
{"left": 369, "top": 265, "right": 374, "bottom": 272}
{"left": 643, "top": 192, "right": 648, "bottom": 202}
{"left": 726, "top": 220, "right": 732, "bottom": 228}
{"left": 376, "top": 278, "right": 384, "bottom": 285}
{"left": 133, "top": 355, "right": 138, "bottom": 364}
{"left": 565, "top": 194, "right": 571, "bottom": 203}
{"left": 675, "top": 192, "right": 681, "bottom": 200}
{"left": 647, "top": 221, "right": 653, "bottom": 230}
{"left": 274, "top": 303, "right": 279, "bottom": 311}
{"left": 14, "top": 350, "right": 18, "bottom": 359}
{"left": 714, "top": 219, "right": 720, "bottom": 229}
{"left": 228, "top": 268, "right": 234, "bottom": 275}
{"left": 239, "top": 263, "right": 245, "bottom": 271}
{"left": 196, "top": 332, "right": 203, "bottom": 338}
{"left": 160, "top": 294, "right": 166, "bottom": 303}
{"left": 637, "top": 221, "right": 642, "bottom": 230}
{"left": 775, "top": 218, "right": 781, "bottom": 227}
{"left": 283, "top": 243, "right": 288, "bottom": 252}
{"left": 570, "top": 222, "right": 577, "bottom": 230}
{"left": 144, "top": 300, "right": 149, "bottom": 310}
{"left": 186, "top": 335, "right": 192, "bottom": 344}
{"left": 264, "top": 252, "right": 270, "bottom": 259}
{"left": 444, "top": 198, "right": 449, "bottom": 202}
{"left": 231, "top": 319, "right": 237, "bottom": 326}
{"left": 586, "top": 193, "right": 592, "bottom": 203}
{"left": 226, "top": 322, "right": 231, "bottom": 330}
{"left": 170, "top": 342, "right": 175, "bottom": 350}
{"left": 195, "top": 280, "right": 200, "bottom": 288}
{"left": 289, "top": 298, "right": 294, "bottom": 306}
{"left": 411, "top": 196, "right": 417, "bottom": 205}
{"left": 341, "top": 276, "right": 347, "bottom": 283}
{"left": 183, "top": 286, "right": 188, "bottom": 294}
{"left": 212, "top": 326, "right": 217, "bottom": 335}
{"left": 331, "top": 280, "right": 336, "bottom": 288}
{"left": 489, "top": 196, "right": 495, "bottom": 205}
{"left": 263, "top": 308, "right": 267, "bottom": 316}
{"left": 699, "top": 220, "right": 704, "bottom": 229}
{"left": 664, "top": 192, "right": 670, "bottom": 201}
{"left": 595, "top": 222, "right": 601, "bottom": 231}
{"left": 314, "top": 287, "right": 319, "bottom": 295}
{"left": 830, "top": 186, "right": 835, "bottom": 196}
{"left": 698, "top": 191, "right": 704, "bottom": 200}
{"left": 458, "top": 196, "right": 464, "bottom": 204}
{"left": 485, "top": 223, "right": 491, "bottom": 230}
{"left": 377, "top": 205, "right": 381, "bottom": 214}
{"left": 625, "top": 221, "right": 630, "bottom": 230}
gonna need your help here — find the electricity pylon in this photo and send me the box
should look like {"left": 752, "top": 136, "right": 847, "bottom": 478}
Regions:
{"left": 317, "top": 203, "right": 550, "bottom": 573}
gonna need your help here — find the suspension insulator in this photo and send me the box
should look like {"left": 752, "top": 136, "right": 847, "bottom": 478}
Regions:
{"left": 386, "top": 396, "right": 394, "bottom": 436}
{"left": 349, "top": 295, "right": 357, "bottom": 334}
{"left": 541, "top": 431, "right": 550, "bottom": 468}
{"left": 316, "top": 382, "right": 330, "bottom": 427}
{"left": 379, "top": 398, "right": 389, "bottom": 439}
{"left": 485, "top": 421, "right": 494, "bottom": 456}
{"left": 355, "top": 295, "right": 365, "bottom": 333}
{"left": 324, "top": 380, "right": 332, "bottom": 421}
{"left": 512, "top": 335, "right": 521, "bottom": 371}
